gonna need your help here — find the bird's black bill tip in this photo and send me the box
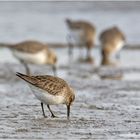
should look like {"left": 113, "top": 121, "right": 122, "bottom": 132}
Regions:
{"left": 67, "top": 105, "right": 70, "bottom": 120}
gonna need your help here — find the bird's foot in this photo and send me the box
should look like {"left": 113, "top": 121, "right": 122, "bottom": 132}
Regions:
{"left": 43, "top": 115, "right": 47, "bottom": 118}
{"left": 51, "top": 114, "right": 58, "bottom": 118}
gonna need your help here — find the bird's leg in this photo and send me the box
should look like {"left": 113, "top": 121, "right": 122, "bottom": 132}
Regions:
{"left": 87, "top": 47, "right": 91, "bottom": 59}
{"left": 116, "top": 51, "right": 121, "bottom": 60}
{"left": 86, "top": 47, "right": 93, "bottom": 63}
{"left": 67, "top": 34, "right": 74, "bottom": 63}
{"left": 78, "top": 45, "right": 82, "bottom": 60}
{"left": 47, "top": 105, "right": 57, "bottom": 118}
{"left": 69, "top": 44, "right": 74, "bottom": 62}
{"left": 52, "top": 65, "right": 57, "bottom": 76}
{"left": 67, "top": 105, "right": 70, "bottom": 120}
{"left": 20, "top": 60, "right": 30, "bottom": 75}
{"left": 41, "top": 102, "right": 47, "bottom": 118}
{"left": 24, "top": 63, "right": 30, "bottom": 75}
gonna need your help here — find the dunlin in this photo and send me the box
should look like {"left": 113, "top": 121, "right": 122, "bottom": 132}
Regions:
{"left": 66, "top": 19, "right": 96, "bottom": 63}
{"left": 16, "top": 72, "right": 75, "bottom": 119}
{"left": 99, "top": 26, "right": 125, "bottom": 65}
{"left": 0, "top": 40, "right": 57, "bottom": 75}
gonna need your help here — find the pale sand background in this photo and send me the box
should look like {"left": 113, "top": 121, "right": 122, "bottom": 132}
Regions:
{"left": 0, "top": 1, "right": 140, "bottom": 44}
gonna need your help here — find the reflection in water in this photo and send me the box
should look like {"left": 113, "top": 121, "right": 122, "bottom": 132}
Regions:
{"left": 65, "top": 19, "right": 96, "bottom": 65}
{"left": 101, "top": 57, "right": 112, "bottom": 66}
{"left": 99, "top": 46, "right": 124, "bottom": 80}
{"left": 100, "top": 47, "right": 123, "bottom": 67}
{"left": 101, "top": 58, "right": 120, "bottom": 66}
{"left": 98, "top": 65, "right": 124, "bottom": 80}
{"left": 77, "top": 57, "right": 94, "bottom": 64}
{"left": 100, "top": 72, "right": 123, "bottom": 80}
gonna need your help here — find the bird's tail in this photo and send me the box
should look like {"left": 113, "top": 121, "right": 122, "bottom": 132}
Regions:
{"left": 16, "top": 72, "right": 37, "bottom": 85}
{"left": 0, "top": 43, "right": 12, "bottom": 48}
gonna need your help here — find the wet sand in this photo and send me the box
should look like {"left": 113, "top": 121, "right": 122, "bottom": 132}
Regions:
{"left": 0, "top": 48, "right": 140, "bottom": 139}
{"left": 0, "top": 2, "right": 140, "bottom": 139}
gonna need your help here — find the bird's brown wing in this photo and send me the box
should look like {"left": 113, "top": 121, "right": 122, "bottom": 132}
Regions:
{"left": 11, "top": 40, "right": 47, "bottom": 53}
{"left": 16, "top": 73, "right": 68, "bottom": 96}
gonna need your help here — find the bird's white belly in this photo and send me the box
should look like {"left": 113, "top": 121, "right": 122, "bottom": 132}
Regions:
{"left": 12, "top": 50, "right": 47, "bottom": 64}
{"left": 115, "top": 41, "right": 124, "bottom": 51}
{"left": 29, "top": 85, "right": 65, "bottom": 105}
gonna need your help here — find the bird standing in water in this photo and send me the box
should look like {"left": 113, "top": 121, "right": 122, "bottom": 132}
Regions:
{"left": 99, "top": 26, "right": 125, "bottom": 65}
{"left": 66, "top": 19, "right": 96, "bottom": 63}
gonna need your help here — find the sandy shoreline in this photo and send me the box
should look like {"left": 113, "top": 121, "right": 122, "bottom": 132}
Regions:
{"left": 0, "top": 48, "right": 140, "bottom": 139}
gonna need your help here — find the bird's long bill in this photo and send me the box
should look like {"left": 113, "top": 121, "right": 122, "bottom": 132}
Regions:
{"left": 67, "top": 105, "right": 70, "bottom": 120}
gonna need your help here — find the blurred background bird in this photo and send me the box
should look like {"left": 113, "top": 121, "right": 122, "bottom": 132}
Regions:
{"left": 99, "top": 26, "right": 126, "bottom": 65}
{"left": 65, "top": 19, "right": 96, "bottom": 63}
{"left": 0, "top": 40, "right": 57, "bottom": 75}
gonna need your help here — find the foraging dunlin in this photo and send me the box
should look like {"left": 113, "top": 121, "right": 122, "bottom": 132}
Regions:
{"left": 16, "top": 72, "right": 75, "bottom": 119}
{"left": 0, "top": 40, "right": 57, "bottom": 75}
{"left": 99, "top": 26, "right": 125, "bottom": 65}
{"left": 66, "top": 19, "right": 96, "bottom": 63}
